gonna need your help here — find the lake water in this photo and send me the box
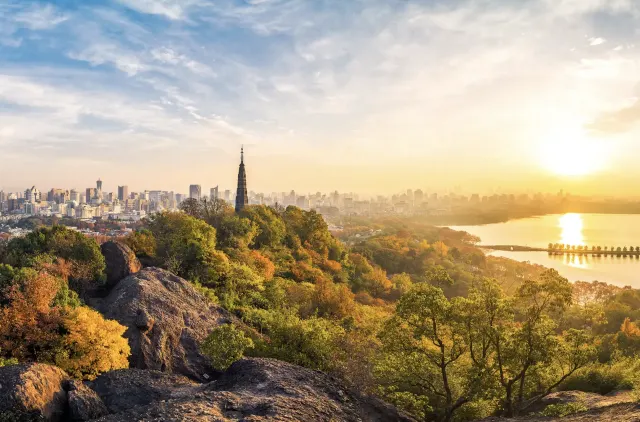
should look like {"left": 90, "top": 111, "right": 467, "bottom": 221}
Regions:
{"left": 451, "top": 214, "right": 640, "bottom": 287}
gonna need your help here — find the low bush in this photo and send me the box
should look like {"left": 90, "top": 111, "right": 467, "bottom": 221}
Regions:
{"left": 560, "top": 359, "right": 640, "bottom": 394}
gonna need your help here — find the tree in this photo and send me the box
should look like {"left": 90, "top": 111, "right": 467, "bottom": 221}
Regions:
{"left": 57, "top": 307, "right": 131, "bottom": 380}
{"left": 433, "top": 241, "right": 449, "bottom": 258}
{"left": 377, "top": 284, "right": 480, "bottom": 422}
{"left": 240, "top": 205, "right": 287, "bottom": 249}
{"left": 124, "top": 229, "right": 157, "bottom": 260}
{"left": 5, "top": 225, "right": 105, "bottom": 284}
{"left": 0, "top": 269, "right": 130, "bottom": 379}
{"left": 179, "top": 197, "right": 233, "bottom": 230}
{"left": 423, "top": 265, "right": 454, "bottom": 288}
{"left": 467, "top": 270, "right": 590, "bottom": 417}
{"left": 146, "top": 212, "right": 218, "bottom": 282}
{"left": 201, "top": 324, "right": 254, "bottom": 371}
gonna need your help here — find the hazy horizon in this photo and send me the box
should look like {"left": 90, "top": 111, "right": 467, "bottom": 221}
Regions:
{"left": 2, "top": 0, "right": 640, "bottom": 195}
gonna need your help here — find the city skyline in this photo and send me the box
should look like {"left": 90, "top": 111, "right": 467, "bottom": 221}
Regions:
{"left": 2, "top": 1, "right": 640, "bottom": 195}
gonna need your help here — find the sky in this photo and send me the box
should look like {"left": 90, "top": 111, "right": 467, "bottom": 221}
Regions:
{"left": 1, "top": 0, "right": 640, "bottom": 196}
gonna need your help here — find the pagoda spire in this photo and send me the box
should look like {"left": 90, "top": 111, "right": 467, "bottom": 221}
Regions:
{"left": 235, "top": 147, "right": 248, "bottom": 213}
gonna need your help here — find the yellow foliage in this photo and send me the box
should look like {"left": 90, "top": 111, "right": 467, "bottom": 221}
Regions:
{"left": 433, "top": 241, "right": 449, "bottom": 258}
{"left": 57, "top": 307, "right": 131, "bottom": 380}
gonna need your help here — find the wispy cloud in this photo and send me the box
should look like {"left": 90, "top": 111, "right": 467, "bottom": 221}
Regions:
{"left": 2, "top": 0, "right": 640, "bottom": 192}
{"left": 13, "top": 3, "right": 69, "bottom": 29}
{"left": 115, "top": 0, "right": 202, "bottom": 20}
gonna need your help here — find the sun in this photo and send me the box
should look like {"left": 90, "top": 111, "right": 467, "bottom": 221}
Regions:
{"left": 540, "top": 126, "right": 608, "bottom": 177}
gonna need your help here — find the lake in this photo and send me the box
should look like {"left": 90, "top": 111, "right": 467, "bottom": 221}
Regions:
{"left": 451, "top": 214, "right": 640, "bottom": 287}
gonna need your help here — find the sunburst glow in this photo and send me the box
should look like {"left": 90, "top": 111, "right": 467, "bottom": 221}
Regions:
{"left": 540, "top": 127, "right": 608, "bottom": 176}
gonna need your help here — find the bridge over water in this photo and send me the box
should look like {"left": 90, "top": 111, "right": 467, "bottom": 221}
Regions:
{"left": 483, "top": 245, "right": 640, "bottom": 257}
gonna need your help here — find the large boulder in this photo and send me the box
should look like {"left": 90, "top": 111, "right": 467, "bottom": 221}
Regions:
{"left": 100, "top": 241, "right": 141, "bottom": 288}
{"left": 0, "top": 363, "right": 68, "bottom": 422}
{"left": 93, "top": 358, "right": 416, "bottom": 422}
{"left": 67, "top": 380, "right": 109, "bottom": 421}
{"left": 97, "top": 267, "right": 236, "bottom": 381}
{"left": 90, "top": 369, "right": 196, "bottom": 414}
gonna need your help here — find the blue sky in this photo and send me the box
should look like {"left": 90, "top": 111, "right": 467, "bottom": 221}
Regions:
{"left": 1, "top": 0, "right": 640, "bottom": 195}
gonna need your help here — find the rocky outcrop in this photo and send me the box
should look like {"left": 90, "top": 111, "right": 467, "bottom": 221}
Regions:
{"left": 90, "top": 369, "right": 196, "bottom": 414}
{"left": 0, "top": 364, "right": 110, "bottom": 422}
{"left": 92, "top": 358, "right": 416, "bottom": 422}
{"left": 100, "top": 241, "right": 141, "bottom": 288}
{"left": 0, "top": 363, "right": 69, "bottom": 422}
{"left": 97, "top": 267, "right": 236, "bottom": 381}
{"left": 67, "top": 380, "right": 108, "bottom": 421}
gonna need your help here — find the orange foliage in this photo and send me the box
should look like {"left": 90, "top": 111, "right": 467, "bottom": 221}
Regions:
{"left": 621, "top": 317, "right": 640, "bottom": 337}
{"left": 0, "top": 270, "right": 130, "bottom": 379}
{"left": 291, "top": 262, "right": 326, "bottom": 284}
{"left": 312, "top": 277, "right": 356, "bottom": 319}
{"left": 0, "top": 272, "right": 63, "bottom": 361}
{"left": 249, "top": 250, "right": 275, "bottom": 280}
{"left": 320, "top": 259, "right": 342, "bottom": 274}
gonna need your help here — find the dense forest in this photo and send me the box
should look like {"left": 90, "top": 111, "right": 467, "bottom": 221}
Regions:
{"left": 2, "top": 200, "right": 640, "bottom": 421}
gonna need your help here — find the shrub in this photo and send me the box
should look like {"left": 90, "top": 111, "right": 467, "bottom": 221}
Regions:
{"left": 201, "top": 325, "right": 254, "bottom": 371}
{"left": 246, "top": 309, "right": 344, "bottom": 372}
{"left": 560, "top": 359, "right": 640, "bottom": 394}
{"left": 540, "top": 402, "right": 588, "bottom": 417}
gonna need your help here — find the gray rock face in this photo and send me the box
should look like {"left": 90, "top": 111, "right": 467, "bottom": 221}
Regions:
{"left": 0, "top": 363, "right": 68, "bottom": 422}
{"left": 100, "top": 241, "right": 141, "bottom": 288}
{"left": 67, "top": 380, "right": 108, "bottom": 421}
{"left": 90, "top": 369, "right": 196, "bottom": 414}
{"left": 93, "top": 358, "right": 417, "bottom": 422}
{"left": 97, "top": 267, "right": 235, "bottom": 381}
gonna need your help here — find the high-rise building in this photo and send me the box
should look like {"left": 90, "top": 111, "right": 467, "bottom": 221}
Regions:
{"left": 25, "top": 186, "right": 40, "bottom": 203}
{"left": 86, "top": 188, "right": 96, "bottom": 203}
{"left": 210, "top": 186, "right": 219, "bottom": 201}
{"left": 118, "top": 186, "right": 129, "bottom": 201}
{"left": 96, "top": 179, "right": 103, "bottom": 193}
{"left": 189, "top": 185, "right": 201, "bottom": 200}
{"left": 235, "top": 147, "right": 248, "bottom": 213}
{"left": 224, "top": 190, "right": 231, "bottom": 202}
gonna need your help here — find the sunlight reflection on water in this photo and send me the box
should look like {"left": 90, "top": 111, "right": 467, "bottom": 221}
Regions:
{"left": 559, "top": 213, "right": 585, "bottom": 247}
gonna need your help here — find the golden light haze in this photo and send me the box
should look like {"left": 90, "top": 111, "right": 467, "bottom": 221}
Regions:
{"left": 1, "top": 0, "right": 639, "bottom": 196}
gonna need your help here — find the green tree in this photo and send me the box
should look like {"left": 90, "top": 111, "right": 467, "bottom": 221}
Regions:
{"left": 146, "top": 212, "right": 218, "bottom": 281}
{"left": 240, "top": 205, "right": 287, "bottom": 249}
{"left": 5, "top": 226, "right": 105, "bottom": 288}
{"left": 465, "top": 270, "right": 592, "bottom": 416}
{"left": 423, "top": 265, "right": 454, "bottom": 288}
{"left": 377, "top": 284, "right": 480, "bottom": 422}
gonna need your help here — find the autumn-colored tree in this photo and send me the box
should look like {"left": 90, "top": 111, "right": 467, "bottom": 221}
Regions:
{"left": 57, "top": 307, "right": 130, "bottom": 380}
{"left": 311, "top": 277, "right": 356, "bottom": 319}
{"left": 0, "top": 269, "right": 130, "bottom": 380}
{"left": 248, "top": 250, "right": 275, "bottom": 280}
{"left": 433, "top": 241, "right": 449, "bottom": 258}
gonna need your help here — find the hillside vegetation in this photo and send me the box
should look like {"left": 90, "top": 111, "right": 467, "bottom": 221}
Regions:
{"left": 1, "top": 201, "right": 640, "bottom": 421}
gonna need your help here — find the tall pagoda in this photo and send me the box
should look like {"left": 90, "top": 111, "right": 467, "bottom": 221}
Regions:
{"left": 235, "top": 147, "right": 248, "bottom": 213}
